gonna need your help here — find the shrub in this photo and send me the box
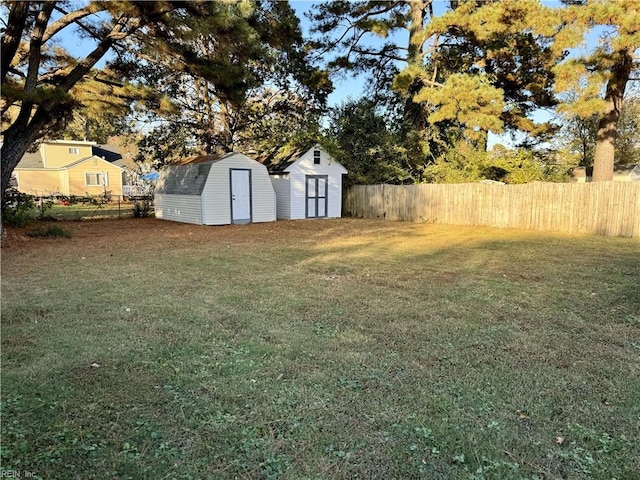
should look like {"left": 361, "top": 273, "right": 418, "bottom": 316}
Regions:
{"left": 2, "top": 188, "right": 37, "bottom": 227}
{"left": 133, "top": 198, "right": 153, "bottom": 218}
{"left": 27, "top": 224, "right": 72, "bottom": 238}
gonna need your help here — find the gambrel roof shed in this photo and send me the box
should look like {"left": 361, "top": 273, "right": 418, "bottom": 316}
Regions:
{"left": 154, "top": 152, "right": 276, "bottom": 225}
{"left": 259, "top": 145, "right": 347, "bottom": 220}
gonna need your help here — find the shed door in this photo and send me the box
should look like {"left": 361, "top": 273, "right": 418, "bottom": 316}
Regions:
{"left": 230, "top": 169, "right": 252, "bottom": 224}
{"left": 306, "top": 175, "right": 328, "bottom": 218}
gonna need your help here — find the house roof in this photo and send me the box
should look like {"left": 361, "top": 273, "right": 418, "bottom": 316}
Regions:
{"left": 15, "top": 142, "right": 124, "bottom": 169}
{"left": 93, "top": 144, "right": 125, "bottom": 166}
{"left": 16, "top": 149, "right": 45, "bottom": 169}
{"left": 573, "top": 164, "right": 640, "bottom": 178}
{"left": 614, "top": 164, "right": 640, "bottom": 176}
{"left": 65, "top": 155, "right": 125, "bottom": 170}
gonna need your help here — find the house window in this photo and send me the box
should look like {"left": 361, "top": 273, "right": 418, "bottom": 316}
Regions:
{"left": 85, "top": 172, "right": 108, "bottom": 186}
{"left": 314, "top": 150, "right": 321, "bottom": 165}
{"left": 68, "top": 147, "right": 80, "bottom": 155}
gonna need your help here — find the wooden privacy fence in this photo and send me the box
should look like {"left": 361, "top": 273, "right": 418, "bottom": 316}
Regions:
{"left": 344, "top": 182, "right": 640, "bottom": 238}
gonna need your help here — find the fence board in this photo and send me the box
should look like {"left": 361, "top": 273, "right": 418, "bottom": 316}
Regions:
{"left": 344, "top": 182, "right": 640, "bottom": 238}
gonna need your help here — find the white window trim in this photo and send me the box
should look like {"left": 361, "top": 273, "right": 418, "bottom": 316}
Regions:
{"left": 85, "top": 171, "right": 109, "bottom": 187}
{"left": 68, "top": 147, "right": 80, "bottom": 155}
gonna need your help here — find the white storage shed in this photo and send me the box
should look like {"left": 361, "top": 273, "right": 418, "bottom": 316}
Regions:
{"left": 154, "top": 153, "right": 276, "bottom": 225}
{"left": 262, "top": 145, "right": 348, "bottom": 220}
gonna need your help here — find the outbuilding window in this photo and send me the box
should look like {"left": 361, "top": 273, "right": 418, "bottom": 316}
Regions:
{"left": 85, "top": 172, "right": 108, "bottom": 186}
{"left": 314, "top": 150, "right": 321, "bottom": 165}
{"left": 69, "top": 147, "right": 80, "bottom": 155}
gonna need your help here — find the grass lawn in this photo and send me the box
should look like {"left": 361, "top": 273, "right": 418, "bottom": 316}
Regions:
{"left": 1, "top": 218, "right": 639, "bottom": 479}
{"left": 45, "top": 202, "right": 136, "bottom": 221}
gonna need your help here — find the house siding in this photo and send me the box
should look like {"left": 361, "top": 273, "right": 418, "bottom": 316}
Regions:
{"left": 67, "top": 159, "right": 124, "bottom": 196}
{"left": 286, "top": 148, "right": 347, "bottom": 219}
{"left": 66, "top": 157, "right": 124, "bottom": 196}
{"left": 270, "top": 175, "right": 291, "bottom": 220}
{"left": 14, "top": 169, "right": 65, "bottom": 195}
{"left": 155, "top": 194, "right": 203, "bottom": 224}
{"left": 42, "top": 143, "right": 94, "bottom": 168}
{"left": 15, "top": 150, "right": 125, "bottom": 197}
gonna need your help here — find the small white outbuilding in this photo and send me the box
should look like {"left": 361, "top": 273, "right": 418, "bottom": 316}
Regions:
{"left": 154, "top": 153, "right": 276, "bottom": 225}
{"left": 262, "top": 145, "right": 348, "bottom": 220}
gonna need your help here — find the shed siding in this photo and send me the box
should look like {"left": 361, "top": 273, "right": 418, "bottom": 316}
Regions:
{"left": 287, "top": 148, "right": 346, "bottom": 219}
{"left": 199, "top": 164, "right": 229, "bottom": 225}
{"left": 201, "top": 155, "right": 276, "bottom": 224}
{"left": 155, "top": 194, "right": 203, "bottom": 224}
{"left": 271, "top": 175, "right": 291, "bottom": 220}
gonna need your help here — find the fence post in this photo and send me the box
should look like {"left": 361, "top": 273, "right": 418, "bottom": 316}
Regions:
{"left": 118, "top": 196, "right": 121, "bottom": 218}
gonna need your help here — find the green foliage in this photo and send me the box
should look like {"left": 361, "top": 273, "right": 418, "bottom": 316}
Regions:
{"left": 417, "top": 73, "right": 505, "bottom": 139}
{"left": 27, "top": 224, "right": 72, "bottom": 238}
{"left": 329, "top": 99, "right": 414, "bottom": 186}
{"left": 423, "top": 143, "right": 572, "bottom": 184}
{"left": 553, "top": 1, "right": 639, "bottom": 117}
{"left": 136, "top": 124, "right": 199, "bottom": 168}
{"left": 127, "top": 1, "right": 330, "bottom": 158}
{"left": 2, "top": 189, "right": 37, "bottom": 227}
{"left": 552, "top": 1, "right": 639, "bottom": 178}
{"left": 311, "top": 0, "right": 561, "bottom": 159}
{"left": 132, "top": 199, "right": 153, "bottom": 218}
{"left": 556, "top": 91, "right": 640, "bottom": 166}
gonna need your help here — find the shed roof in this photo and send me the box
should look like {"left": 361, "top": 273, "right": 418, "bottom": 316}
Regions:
{"left": 170, "top": 153, "right": 233, "bottom": 165}
{"left": 256, "top": 144, "right": 320, "bottom": 173}
{"left": 155, "top": 162, "right": 214, "bottom": 195}
{"left": 155, "top": 152, "right": 262, "bottom": 195}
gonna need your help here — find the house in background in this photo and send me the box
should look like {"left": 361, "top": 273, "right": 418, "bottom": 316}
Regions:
{"left": 13, "top": 140, "right": 139, "bottom": 197}
{"left": 571, "top": 164, "right": 640, "bottom": 183}
{"left": 259, "top": 145, "right": 348, "bottom": 220}
{"left": 154, "top": 152, "right": 276, "bottom": 225}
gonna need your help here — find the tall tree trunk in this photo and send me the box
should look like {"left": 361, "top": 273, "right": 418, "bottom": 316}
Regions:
{"left": 402, "top": 0, "right": 429, "bottom": 173}
{"left": 1, "top": 108, "right": 56, "bottom": 200}
{"left": 592, "top": 51, "right": 633, "bottom": 182}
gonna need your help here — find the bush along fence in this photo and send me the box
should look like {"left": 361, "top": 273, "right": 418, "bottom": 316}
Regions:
{"left": 2, "top": 189, "right": 154, "bottom": 225}
{"left": 344, "top": 182, "right": 640, "bottom": 238}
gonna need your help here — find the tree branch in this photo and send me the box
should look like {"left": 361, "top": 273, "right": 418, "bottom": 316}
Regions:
{"left": 1, "top": 1, "right": 30, "bottom": 84}
{"left": 25, "top": 3, "right": 55, "bottom": 95}
{"left": 46, "top": 3, "right": 107, "bottom": 44}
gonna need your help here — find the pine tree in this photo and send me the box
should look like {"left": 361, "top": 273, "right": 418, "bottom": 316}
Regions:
{"left": 309, "top": 0, "right": 562, "bottom": 175}
{"left": 554, "top": 0, "right": 639, "bottom": 181}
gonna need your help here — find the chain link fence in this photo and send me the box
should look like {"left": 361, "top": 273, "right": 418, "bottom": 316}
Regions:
{"left": 37, "top": 194, "right": 154, "bottom": 220}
